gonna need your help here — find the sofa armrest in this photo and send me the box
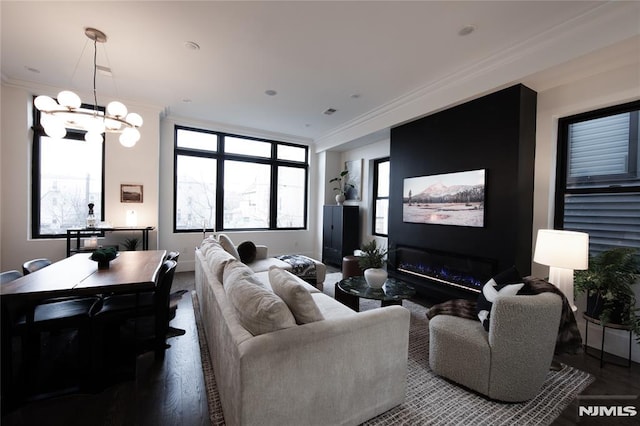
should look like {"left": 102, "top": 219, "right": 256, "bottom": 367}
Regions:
{"left": 254, "top": 245, "right": 268, "bottom": 260}
{"left": 236, "top": 306, "right": 410, "bottom": 425}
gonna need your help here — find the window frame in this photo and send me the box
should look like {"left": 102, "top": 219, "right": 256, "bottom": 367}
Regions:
{"left": 554, "top": 100, "right": 640, "bottom": 253}
{"left": 372, "top": 157, "right": 390, "bottom": 237}
{"left": 173, "top": 125, "right": 309, "bottom": 233}
{"left": 31, "top": 99, "right": 106, "bottom": 239}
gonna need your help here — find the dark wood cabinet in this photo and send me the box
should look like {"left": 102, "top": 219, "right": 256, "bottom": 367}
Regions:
{"left": 322, "top": 205, "right": 359, "bottom": 267}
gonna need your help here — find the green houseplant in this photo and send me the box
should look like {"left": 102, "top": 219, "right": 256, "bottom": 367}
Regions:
{"left": 574, "top": 247, "right": 640, "bottom": 342}
{"left": 329, "top": 170, "right": 354, "bottom": 205}
{"left": 358, "top": 240, "right": 389, "bottom": 289}
{"left": 90, "top": 246, "right": 118, "bottom": 269}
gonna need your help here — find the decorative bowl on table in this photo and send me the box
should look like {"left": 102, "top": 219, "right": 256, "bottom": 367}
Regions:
{"left": 90, "top": 247, "right": 118, "bottom": 269}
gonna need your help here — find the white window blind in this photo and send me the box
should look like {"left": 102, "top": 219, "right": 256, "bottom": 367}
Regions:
{"left": 568, "top": 113, "right": 630, "bottom": 180}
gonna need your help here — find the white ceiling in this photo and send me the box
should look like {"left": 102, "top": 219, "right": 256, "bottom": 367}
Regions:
{"left": 2, "top": 1, "right": 639, "bottom": 148}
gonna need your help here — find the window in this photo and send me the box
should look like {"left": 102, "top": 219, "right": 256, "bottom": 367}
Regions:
{"left": 555, "top": 100, "right": 640, "bottom": 255}
{"left": 32, "top": 101, "right": 105, "bottom": 238}
{"left": 174, "top": 126, "right": 308, "bottom": 232}
{"left": 372, "top": 158, "right": 390, "bottom": 236}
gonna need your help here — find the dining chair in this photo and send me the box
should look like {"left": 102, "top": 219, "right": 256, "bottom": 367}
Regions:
{"left": 1, "top": 270, "right": 22, "bottom": 284}
{"left": 91, "top": 259, "right": 178, "bottom": 361}
{"left": 21, "top": 258, "right": 52, "bottom": 275}
{"left": 2, "top": 269, "right": 101, "bottom": 394}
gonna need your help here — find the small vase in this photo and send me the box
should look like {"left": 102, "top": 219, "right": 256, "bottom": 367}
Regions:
{"left": 364, "top": 268, "right": 387, "bottom": 289}
{"left": 98, "top": 260, "right": 110, "bottom": 270}
{"left": 335, "top": 193, "right": 345, "bottom": 205}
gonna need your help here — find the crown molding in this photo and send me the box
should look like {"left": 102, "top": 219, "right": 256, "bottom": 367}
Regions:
{"left": 314, "top": 1, "right": 640, "bottom": 151}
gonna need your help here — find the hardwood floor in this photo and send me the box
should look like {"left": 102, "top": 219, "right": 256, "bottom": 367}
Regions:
{"left": 2, "top": 270, "right": 638, "bottom": 425}
{"left": 1, "top": 271, "right": 209, "bottom": 426}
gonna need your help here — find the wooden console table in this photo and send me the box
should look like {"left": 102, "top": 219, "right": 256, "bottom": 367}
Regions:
{"left": 66, "top": 226, "right": 155, "bottom": 257}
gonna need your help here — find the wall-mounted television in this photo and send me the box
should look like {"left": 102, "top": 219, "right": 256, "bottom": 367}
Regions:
{"left": 403, "top": 169, "right": 485, "bottom": 227}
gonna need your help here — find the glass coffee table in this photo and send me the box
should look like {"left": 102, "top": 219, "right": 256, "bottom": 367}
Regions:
{"left": 335, "top": 276, "right": 415, "bottom": 312}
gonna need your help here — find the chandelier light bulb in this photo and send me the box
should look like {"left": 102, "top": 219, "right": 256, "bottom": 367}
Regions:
{"left": 119, "top": 127, "right": 140, "bottom": 147}
{"left": 57, "top": 90, "right": 82, "bottom": 109}
{"left": 33, "top": 28, "right": 142, "bottom": 148}
{"left": 34, "top": 95, "right": 57, "bottom": 112}
{"left": 86, "top": 118, "right": 106, "bottom": 134}
{"left": 85, "top": 131, "right": 103, "bottom": 144}
{"left": 125, "top": 112, "right": 143, "bottom": 127}
{"left": 107, "top": 101, "right": 128, "bottom": 118}
{"left": 45, "top": 120, "right": 67, "bottom": 139}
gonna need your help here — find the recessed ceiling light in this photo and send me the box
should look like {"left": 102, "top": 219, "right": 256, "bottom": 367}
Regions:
{"left": 265, "top": 89, "right": 277, "bottom": 96}
{"left": 458, "top": 25, "right": 476, "bottom": 36}
{"left": 25, "top": 66, "right": 40, "bottom": 73}
{"left": 350, "top": 93, "right": 361, "bottom": 99}
{"left": 323, "top": 108, "right": 337, "bottom": 115}
{"left": 182, "top": 98, "right": 192, "bottom": 103}
{"left": 184, "top": 41, "right": 200, "bottom": 51}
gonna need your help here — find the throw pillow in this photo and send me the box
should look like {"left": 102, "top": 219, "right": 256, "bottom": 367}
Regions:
{"left": 218, "top": 233, "right": 240, "bottom": 260}
{"left": 224, "top": 273, "right": 296, "bottom": 336}
{"left": 476, "top": 266, "right": 525, "bottom": 332}
{"left": 269, "top": 267, "right": 324, "bottom": 324}
{"left": 237, "top": 241, "right": 257, "bottom": 264}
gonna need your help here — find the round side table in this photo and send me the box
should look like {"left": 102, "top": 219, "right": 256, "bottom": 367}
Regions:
{"left": 582, "top": 312, "right": 632, "bottom": 368}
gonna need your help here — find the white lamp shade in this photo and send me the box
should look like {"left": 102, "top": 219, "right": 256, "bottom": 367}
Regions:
{"left": 533, "top": 229, "right": 589, "bottom": 270}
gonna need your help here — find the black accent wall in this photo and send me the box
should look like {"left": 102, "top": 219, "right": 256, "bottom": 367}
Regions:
{"left": 388, "top": 84, "right": 537, "bottom": 300}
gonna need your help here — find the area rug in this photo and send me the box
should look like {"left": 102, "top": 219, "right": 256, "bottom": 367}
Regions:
{"left": 192, "top": 272, "right": 594, "bottom": 425}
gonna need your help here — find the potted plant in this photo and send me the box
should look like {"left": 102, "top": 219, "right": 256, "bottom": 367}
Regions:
{"left": 574, "top": 247, "right": 640, "bottom": 342}
{"left": 90, "top": 247, "right": 118, "bottom": 269}
{"left": 329, "top": 170, "right": 354, "bottom": 205}
{"left": 358, "top": 240, "right": 389, "bottom": 289}
{"left": 121, "top": 237, "right": 139, "bottom": 251}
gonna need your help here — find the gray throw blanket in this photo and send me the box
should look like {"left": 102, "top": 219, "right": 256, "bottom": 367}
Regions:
{"left": 426, "top": 276, "right": 583, "bottom": 355}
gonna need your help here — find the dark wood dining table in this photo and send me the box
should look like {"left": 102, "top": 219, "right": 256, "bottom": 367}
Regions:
{"left": 1, "top": 250, "right": 166, "bottom": 406}
{"left": 1, "top": 250, "right": 166, "bottom": 302}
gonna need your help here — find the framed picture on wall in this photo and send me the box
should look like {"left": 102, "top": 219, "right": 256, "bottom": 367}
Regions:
{"left": 345, "top": 159, "right": 362, "bottom": 201}
{"left": 121, "top": 184, "right": 144, "bottom": 203}
{"left": 402, "top": 169, "right": 485, "bottom": 227}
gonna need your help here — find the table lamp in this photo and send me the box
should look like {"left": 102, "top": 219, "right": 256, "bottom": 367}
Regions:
{"left": 533, "top": 229, "right": 589, "bottom": 311}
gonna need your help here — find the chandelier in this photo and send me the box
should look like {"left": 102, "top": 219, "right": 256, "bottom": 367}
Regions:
{"left": 34, "top": 28, "right": 143, "bottom": 147}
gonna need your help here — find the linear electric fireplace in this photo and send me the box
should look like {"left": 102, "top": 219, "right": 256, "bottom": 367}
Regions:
{"left": 394, "top": 246, "right": 497, "bottom": 294}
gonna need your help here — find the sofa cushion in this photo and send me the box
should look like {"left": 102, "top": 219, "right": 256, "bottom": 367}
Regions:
{"left": 203, "top": 242, "right": 237, "bottom": 282}
{"left": 269, "top": 268, "right": 324, "bottom": 324}
{"left": 476, "top": 266, "right": 525, "bottom": 331}
{"left": 224, "top": 269, "right": 296, "bottom": 336}
{"left": 218, "top": 233, "right": 240, "bottom": 260}
{"left": 237, "top": 240, "right": 257, "bottom": 264}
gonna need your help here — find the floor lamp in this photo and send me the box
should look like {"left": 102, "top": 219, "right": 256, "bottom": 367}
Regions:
{"left": 533, "top": 229, "right": 589, "bottom": 312}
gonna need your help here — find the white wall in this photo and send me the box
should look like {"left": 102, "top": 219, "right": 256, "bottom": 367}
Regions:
{"left": 321, "top": 139, "right": 390, "bottom": 254}
{"left": 158, "top": 115, "right": 318, "bottom": 272}
{"left": 0, "top": 83, "right": 161, "bottom": 271}
{"left": 531, "top": 60, "right": 640, "bottom": 362}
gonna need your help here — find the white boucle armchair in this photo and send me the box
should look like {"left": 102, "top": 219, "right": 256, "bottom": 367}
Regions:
{"left": 428, "top": 292, "right": 562, "bottom": 402}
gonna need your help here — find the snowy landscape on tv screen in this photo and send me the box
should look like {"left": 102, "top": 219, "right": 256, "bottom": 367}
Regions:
{"left": 403, "top": 169, "right": 485, "bottom": 227}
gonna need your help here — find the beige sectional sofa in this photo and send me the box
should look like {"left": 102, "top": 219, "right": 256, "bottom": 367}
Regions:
{"left": 195, "top": 237, "right": 411, "bottom": 426}
{"left": 216, "top": 233, "right": 327, "bottom": 285}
